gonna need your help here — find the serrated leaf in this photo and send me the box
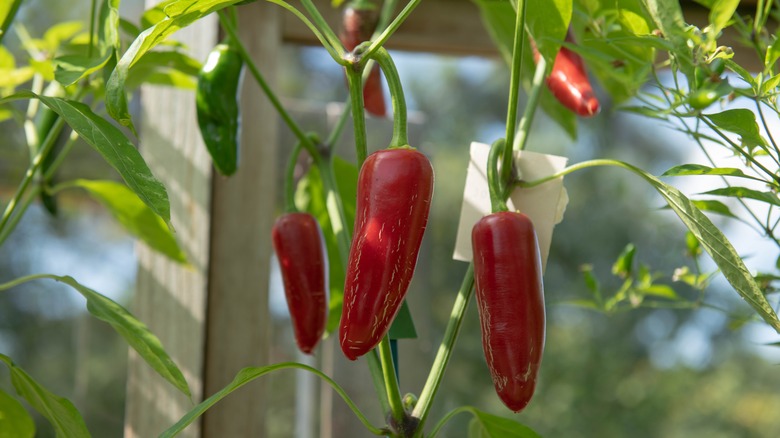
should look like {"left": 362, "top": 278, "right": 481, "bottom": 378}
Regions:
{"left": 49, "top": 275, "right": 191, "bottom": 397}
{"left": 0, "top": 354, "right": 89, "bottom": 438}
{"left": 107, "top": 0, "right": 245, "bottom": 133}
{"left": 702, "top": 186, "right": 780, "bottom": 207}
{"left": 0, "top": 91, "right": 171, "bottom": 225}
{"left": 621, "top": 160, "right": 780, "bottom": 332}
{"left": 72, "top": 179, "right": 187, "bottom": 263}
{"left": 0, "top": 388, "right": 35, "bottom": 438}
{"left": 470, "top": 408, "right": 542, "bottom": 437}
{"left": 704, "top": 109, "right": 767, "bottom": 149}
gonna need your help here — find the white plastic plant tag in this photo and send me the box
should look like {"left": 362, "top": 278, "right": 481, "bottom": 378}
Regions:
{"left": 453, "top": 142, "right": 569, "bottom": 272}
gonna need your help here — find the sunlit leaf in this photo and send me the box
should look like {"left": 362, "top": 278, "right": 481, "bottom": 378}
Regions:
{"left": 70, "top": 179, "right": 187, "bottom": 263}
{"left": 612, "top": 243, "right": 636, "bottom": 278}
{"left": 704, "top": 109, "right": 767, "bottom": 150}
{"left": 708, "top": 0, "right": 739, "bottom": 37}
{"left": 0, "top": 91, "right": 172, "bottom": 225}
{"left": 54, "top": 52, "right": 113, "bottom": 86}
{"left": 661, "top": 164, "right": 757, "bottom": 179}
{"left": 107, "top": 0, "right": 245, "bottom": 133}
{"left": 0, "top": 388, "right": 35, "bottom": 438}
{"left": 0, "top": 354, "right": 89, "bottom": 438}
{"left": 469, "top": 408, "right": 542, "bottom": 437}
{"left": 702, "top": 186, "right": 780, "bottom": 207}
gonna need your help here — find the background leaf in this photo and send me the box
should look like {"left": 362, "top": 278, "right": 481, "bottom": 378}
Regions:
{"left": 0, "top": 388, "right": 35, "bottom": 438}
{"left": 106, "top": 0, "right": 244, "bottom": 132}
{"left": 0, "top": 92, "right": 172, "bottom": 225}
{"left": 702, "top": 186, "right": 780, "bottom": 207}
{"left": 70, "top": 179, "right": 187, "bottom": 263}
{"left": 469, "top": 408, "right": 542, "bottom": 437}
{"left": 661, "top": 164, "right": 756, "bottom": 179}
{"left": 704, "top": 109, "right": 767, "bottom": 150}
{"left": 0, "top": 354, "right": 89, "bottom": 438}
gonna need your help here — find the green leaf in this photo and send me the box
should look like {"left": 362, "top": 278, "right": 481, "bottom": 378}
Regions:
{"left": 638, "top": 284, "right": 679, "bottom": 299}
{"left": 688, "top": 199, "right": 737, "bottom": 218}
{"left": 141, "top": 0, "right": 179, "bottom": 29}
{"left": 469, "top": 408, "right": 542, "bottom": 438}
{"left": 702, "top": 186, "right": 780, "bottom": 207}
{"left": 98, "top": 0, "right": 121, "bottom": 56}
{"left": 0, "top": 354, "right": 89, "bottom": 438}
{"left": 685, "top": 230, "right": 702, "bottom": 256}
{"left": 107, "top": 0, "right": 245, "bottom": 132}
{"left": 52, "top": 275, "right": 191, "bottom": 397}
{"left": 661, "top": 164, "right": 756, "bottom": 179}
{"left": 0, "top": 66, "right": 35, "bottom": 88}
{"left": 640, "top": 0, "right": 693, "bottom": 76}
{"left": 42, "top": 22, "right": 83, "bottom": 51}
{"left": 126, "top": 50, "right": 201, "bottom": 90}
{"left": 708, "top": 0, "right": 739, "bottom": 37}
{"left": 765, "top": 35, "right": 780, "bottom": 69}
{"left": 0, "top": 388, "right": 35, "bottom": 438}
{"left": 54, "top": 51, "right": 113, "bottom": 86}
{"left": 612, "top": 243, "right": 636, "bottom": 278}
{"left": 71, "top": 179, "right": 187, "bottom": 263}
{"left": 0, "top": 91, "right": 172, "bottom": 225}
{"left": 388, "top": 299, "right": 417, "bottom": 339}
{"left": 621, "top": 161, "right": 780, "bottom": 332}
{"left": 704, "top": 109, "right": 767, "bottom": 150}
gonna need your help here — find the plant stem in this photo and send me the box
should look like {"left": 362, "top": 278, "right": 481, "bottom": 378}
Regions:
{"left": 0, "top": 272, "right": 54, "bottom": 291}
{"left": 488, "top": 139, "right": 509, "bottom": 213}
{"left": 365, "top": 0, "right": 422, "bottom": 59}
{"left": 283, "top": 140, "right": 303, "bottom": 213}
{"left": 265, "top": 0, "right": 344, "bottom": 63}
{"left": 501, "top": 0, "right": 528, "bottom": 184}
{"left": 426, "top": 406, "right": 473, "bottom": 438}
{"left": 218, "top": 11, "right": 315, "bottom": 153}
{"left": 372, "top": 48, "right": 408, "bottom": 148}
{"left": 298, "top": 0, "right": 345, "bottom": 57}
{"left": 346, "top": 65, "right": 369, "bottom": 166}
{"left": 379, "top": 336, "right": 405, "bottom": 427}
{"left": 513, "top": 56, "right": 546, "bottom": 152}
{"left": 0, "top": 186, "right": 38, "bottom": 246}
{"left": 42, "top": 129, "right": 79, "bottom": 180}
{"left": 756, "top": 99, "right": 780, "bottom": 159}
{"left": 0, "top": 117, "right": 65, "bottom": 238}
{"left": 325, "top": 99, "right": 351, "bottom": 152}
{"left": 0, "top": 0, "right": 23, "bottom": 46}
{"left": 411, "top": 265, "right": 475, "bottom": 436}
{"left": 87, "top": 0, "right": 97, "bottom": 58}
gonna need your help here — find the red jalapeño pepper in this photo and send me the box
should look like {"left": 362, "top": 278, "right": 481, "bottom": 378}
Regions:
{"left": 472, "top": 211, "right": 546, "bottom": 412}
{"left": 535, "top": 29, "right": 600, "bottom": 117}
{"left": 339, "top": 148, "right": 433, "bottom": 360}
{"left": 340, "top": 2, "right": 387, "bottom": 117}
{"left": 272, "top": 212, "right": 329, "bottom": 354}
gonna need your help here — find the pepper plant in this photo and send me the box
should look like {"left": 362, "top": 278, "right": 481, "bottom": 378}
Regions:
{"left": 1, "top": 0, "right": 779, "bottom": 436}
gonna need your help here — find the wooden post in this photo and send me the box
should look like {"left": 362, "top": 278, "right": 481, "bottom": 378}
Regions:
{"left": 125, "top": 2, "right": 279, "bottom": 437}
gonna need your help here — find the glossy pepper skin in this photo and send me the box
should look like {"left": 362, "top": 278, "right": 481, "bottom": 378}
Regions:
{"left": 272, "top": 213, "right": 329, "bottom": 354}
{"left": 535, "top": 30, "right": 600, "bottom": 117}
{"left": 196, "top": 39, "right": 243, "bottom": 176}
{"left": 340, "top": 3, "right": 386, "bottom": 117}
{"left": 340, "top": 148, "right": 433, "bottom": 360}
{"left": 472, "top": 211, "right": 545, "bottom": 412}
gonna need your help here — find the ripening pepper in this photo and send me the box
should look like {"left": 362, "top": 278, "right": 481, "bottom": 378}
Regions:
{"left": 472, "top": 211, "right": 545, "bottom": 412}
{"left": 272, "top": 212, "right": 329, "bottom": 354}
{"left": 196, "top": 38, "right": 243, "bottom": 176}
{"left": 340, "top": 2, "right": 386, "bottom": 117}
{"left": 339, "top": 148, "right": 433, "bottom": 360}
{"left": 535, "top": 29, "right": 600, "bottom": 117}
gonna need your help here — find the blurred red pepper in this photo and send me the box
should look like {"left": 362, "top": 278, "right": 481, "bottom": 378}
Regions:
{"left": 272, "top": 212, "right": 329, "bottom": 354}
{"left": 340, "top": 148, "right": 433, "bottom": 360}
{"left": 534, "top": 29, "right": 600, "bottom": 117}
{"left": 472, "top": 211, "right": 545, "bottom": 412}
{"left": 340, "top": 2, "right": 387, "bottom": 117}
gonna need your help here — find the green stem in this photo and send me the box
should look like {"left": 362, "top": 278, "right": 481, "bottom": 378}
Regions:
{"left": 513, "top": 56, "right": 546, "bottom": 152}
{"left": 411, "top": 265, "right": 475, "bottom": 436}
{"left": 0, "top": 117, "right": 66, "bottom": 238}
{"left": 379, "top": 336, "right": 405, "bottom": 426}
{"left": 375, "top": 0, "right": 398, "bottom": 34}
{"left": 501, "top": 0, "right": 528, "bottom": 184}
{"left": 346, "top": 65, "right": 369, "bottom": 165}
{"left": 0, "top": 0, "right": 23, "bottom": 46}
{"left": 218, "top": 12, "right": 316, "bottom": 154}
{"left": 364, "top": 0, "right": 422, "bottom": 60}
{"left": 0, "top": 186, "right": 38, "bottom": 246}
{"left": 426, "top": 406, "right": 473, "bottom": 438}
{"left": 42, "top": 129, "right": 79, "bottom": 180}
{"left": 265, "top": 0, "right": 344, "bottom": 63}
{"left": 87, "top": 0, "right": 97, "bottom": 58}
{"left": 298, "top": 0, "right": 345, "bottom": 58}
{"left": 488, "top": 139, "right": 509, "bottom": 213}
{"left": 283, "top": 141, "right": 303, "bottom": 213}
{"left": 371, "top": 48, "right": 408, "bottom": 148}
{"left": 756, "top": 99, "right": 780, "bottom": 160}
{"left": 325, "top": 99, "right": 351, "bottom": 152}
{"left": 0, "top": 272, "right": 54, "bottom": 291}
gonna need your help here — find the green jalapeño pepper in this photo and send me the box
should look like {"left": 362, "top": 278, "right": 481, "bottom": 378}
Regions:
{"left": 196, "top": 38, "right": 243, "bottom": 176}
